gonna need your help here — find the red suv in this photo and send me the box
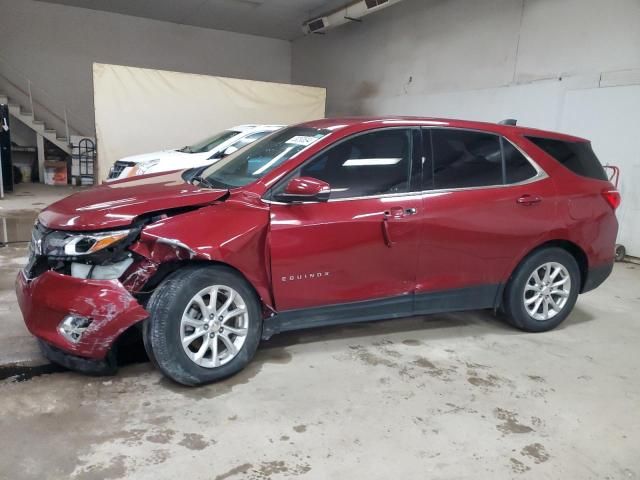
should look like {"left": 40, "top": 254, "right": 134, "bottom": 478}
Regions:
{"left": 16, "top": 117, "right": 620, "bottom": 385}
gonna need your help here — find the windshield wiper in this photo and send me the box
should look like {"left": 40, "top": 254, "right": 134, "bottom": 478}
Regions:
{"left": 191, "top": 176, "right": 215, "bottom": 189}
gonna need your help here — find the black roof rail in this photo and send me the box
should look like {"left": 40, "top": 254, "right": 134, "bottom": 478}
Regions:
{"left": 499, "top": 118, "right": 518, "bottom": 126}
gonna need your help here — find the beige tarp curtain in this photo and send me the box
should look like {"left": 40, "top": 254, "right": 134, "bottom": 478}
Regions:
{"left": 93, "top": 63, "right": 326, "bottom": 181}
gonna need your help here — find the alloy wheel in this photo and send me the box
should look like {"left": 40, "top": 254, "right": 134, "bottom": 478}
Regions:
{"left": 523, "top": 262, "right": 572, "bottom": 321}
{"left": 180, "top": 285, "right": 249, "bottom": 368}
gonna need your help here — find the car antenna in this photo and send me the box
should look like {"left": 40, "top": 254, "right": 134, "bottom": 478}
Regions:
{"left": 499, "top": 118, "right": 518, "bottom": 126}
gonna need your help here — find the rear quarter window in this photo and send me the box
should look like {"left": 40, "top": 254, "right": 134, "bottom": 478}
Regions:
{"left": 503, "top": 140, "right": 537, "bottom": 183}
{"left": 526, "top": 136, "right": 608, "bottom": 181}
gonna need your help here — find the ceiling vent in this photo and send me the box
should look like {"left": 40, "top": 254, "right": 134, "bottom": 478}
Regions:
{"left": 364, "top": 0, "right": 389, "bottom": 9}
{"left": 302, "top": 17, "right": 330, "bottom": 35}
{"left": 302, "top": 0, "right": 403, "bottom": 35}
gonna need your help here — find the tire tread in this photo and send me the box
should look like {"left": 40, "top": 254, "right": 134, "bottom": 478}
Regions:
{"left": 144, "top": 265, "right": 262, "bottom": 386}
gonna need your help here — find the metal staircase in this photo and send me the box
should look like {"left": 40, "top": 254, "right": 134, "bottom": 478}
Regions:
{"left": 0, "top": 54, "right": 90, "bottom": 157}
{"left": 0, "top": 92, "right": 71, "bottom": 154}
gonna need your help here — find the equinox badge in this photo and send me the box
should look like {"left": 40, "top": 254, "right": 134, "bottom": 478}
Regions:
{"left": 281, "top": 271, "right": 330, "bottom": 282}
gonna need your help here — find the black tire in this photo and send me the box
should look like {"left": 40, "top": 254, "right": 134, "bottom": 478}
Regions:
{"left": 144, "top": 264, "right": 262, "bottom": 386}
{"left": 142, "top": 318, "right": 160, "bottom": 370}
{"left": 503, "top": 247, "right": 580, "bottom": 332}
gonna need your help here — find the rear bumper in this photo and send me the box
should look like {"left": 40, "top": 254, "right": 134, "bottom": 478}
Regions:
{"left": 16, "top": 270, "right": 148, "bottom": 360}
{"left": 582, "top": 262, "right": 614, "bottom": 293}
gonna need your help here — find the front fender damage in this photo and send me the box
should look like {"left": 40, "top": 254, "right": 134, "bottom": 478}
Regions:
{"left": 122, "top": 234, "right": 197, "bottom": 292}
{"left": 121, "top": 200, "right": 275, "bottom": 310}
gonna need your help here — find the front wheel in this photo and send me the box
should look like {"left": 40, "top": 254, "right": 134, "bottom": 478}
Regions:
{"left": 144, "top": 265, "right": 262, "bottom": 386}
{"left": 503, "top": 248, "right": 580, "bottom": 332}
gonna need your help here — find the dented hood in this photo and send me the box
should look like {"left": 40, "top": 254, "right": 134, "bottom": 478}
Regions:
{"left": 39, "top": 171, "right": 228, "bottom": 231}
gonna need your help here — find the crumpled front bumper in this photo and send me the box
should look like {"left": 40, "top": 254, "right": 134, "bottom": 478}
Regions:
{"left": 16, "top": 270, "right": 149, "bottom": 360}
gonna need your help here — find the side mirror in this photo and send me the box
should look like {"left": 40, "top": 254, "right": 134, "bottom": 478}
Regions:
{"left": 274, "top": 177, "right": 331, "bottom": 203}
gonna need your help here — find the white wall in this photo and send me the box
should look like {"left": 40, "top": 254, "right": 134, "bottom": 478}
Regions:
{"left": 292, "top": 0, "right": 640, "bottom": 118}
{"left": 560, "top": 85, "right": 640, "bottom": 261}
{"left": 292, "top": 0, "right": 640, "bottom": 256}
{"left": 0, "top": 0, "right": 292, "bottom": 137}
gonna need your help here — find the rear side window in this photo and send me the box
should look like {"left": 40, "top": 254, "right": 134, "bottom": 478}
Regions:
{"left": 526, "top": 137, "right": 607, "bottom": 181}
{"left": 503, "top": 140, "right": 537, "bottom": 183}
{"left": 431, "top": 130, "right": 503, "bottom": 189}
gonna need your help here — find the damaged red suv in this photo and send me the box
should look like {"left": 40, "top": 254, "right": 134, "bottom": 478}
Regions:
{"left": 16, "top": 117, "right": 620, "bottom": 385}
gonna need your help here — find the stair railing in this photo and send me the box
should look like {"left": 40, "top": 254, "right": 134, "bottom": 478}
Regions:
{"left": 0, "top": 53, "right": 90, "bottom": 140}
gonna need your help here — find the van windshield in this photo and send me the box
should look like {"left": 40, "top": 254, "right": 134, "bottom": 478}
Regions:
{"left": 199, "top": 126, "right": 330, "bottom": 188}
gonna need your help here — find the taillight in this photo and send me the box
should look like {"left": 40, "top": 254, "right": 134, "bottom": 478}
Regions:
{"left": 602, "top": 189, "right": 621, "bottom": 210}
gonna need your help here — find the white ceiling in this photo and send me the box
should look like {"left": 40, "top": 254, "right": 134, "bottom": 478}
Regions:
{"left": 36, "top": 0, "right": 354, "bottom": 40}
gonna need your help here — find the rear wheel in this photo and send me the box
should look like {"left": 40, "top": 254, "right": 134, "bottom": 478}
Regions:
{"left": 144, "top": 265, "right": 262, "bottom": 386}
{"left": 503, "top": 248, "right": 580, "bottom": 332}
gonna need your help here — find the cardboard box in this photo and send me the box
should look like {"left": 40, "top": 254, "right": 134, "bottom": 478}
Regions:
{"left": 44, "top": 161, "right": 68, "bottom": 185}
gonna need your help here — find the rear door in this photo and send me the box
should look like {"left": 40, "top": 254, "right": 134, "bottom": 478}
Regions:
{"left": 415, "top": 128, "right": 557, "bottom": 307}
{"left": 269, "top": 128, "right": 423, "bottom": 312}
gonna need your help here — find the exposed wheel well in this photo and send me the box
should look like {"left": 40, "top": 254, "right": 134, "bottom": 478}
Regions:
{"left": 516, "top": 240, "right": 589, "bottom": 292}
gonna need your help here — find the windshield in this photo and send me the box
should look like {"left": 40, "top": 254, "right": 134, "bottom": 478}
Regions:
{"left": 228, "top": 130, "right": 272, "bottom": 150}
{"left": 199, "top": 126, "right": 331, "bottom": 188}
{"left": 178, "top": 130, "right": 241, "bottom": 154}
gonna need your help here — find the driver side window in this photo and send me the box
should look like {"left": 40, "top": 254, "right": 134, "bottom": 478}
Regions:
{"left": 298, "top": 129, "right": 412, "bottom": 200}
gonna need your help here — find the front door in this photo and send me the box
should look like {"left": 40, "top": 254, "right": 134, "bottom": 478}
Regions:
{"left": 269, "top": 128, "right": 422, "bottom": 312}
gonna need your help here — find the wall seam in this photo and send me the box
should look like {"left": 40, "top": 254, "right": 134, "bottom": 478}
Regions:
{"left": 511, "top": 0, "right": 526, "bottom": 84}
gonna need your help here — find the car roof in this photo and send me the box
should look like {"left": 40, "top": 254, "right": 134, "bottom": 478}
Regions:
{"left": 296, "top": 116, "right": 588, "bottom": 142}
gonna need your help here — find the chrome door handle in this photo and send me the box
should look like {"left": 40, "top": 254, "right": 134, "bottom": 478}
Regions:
{"left": 404, "top": 208, "right": 417, "bottom": 215}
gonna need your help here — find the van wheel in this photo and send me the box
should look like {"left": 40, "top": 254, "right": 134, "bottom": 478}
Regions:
{"left": 144, "top": 265, "right": 262, "bottom": 386}
{"left": 503, "top": 248, "right": 580, "bottom": 332}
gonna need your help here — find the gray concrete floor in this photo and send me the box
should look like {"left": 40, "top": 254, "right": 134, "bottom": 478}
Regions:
{"left": 0, "top": 263, "right": 638, "bottom": 480}
{"left": 0, "top": 244, "right": 46, "bottom": 366}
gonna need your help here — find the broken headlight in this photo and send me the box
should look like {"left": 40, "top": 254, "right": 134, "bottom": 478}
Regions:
{"left": 42, "top": 229, "right": 132, "bottom": 257}
{"left": 70, "top": 258, "right": 134, "bottom": 280}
